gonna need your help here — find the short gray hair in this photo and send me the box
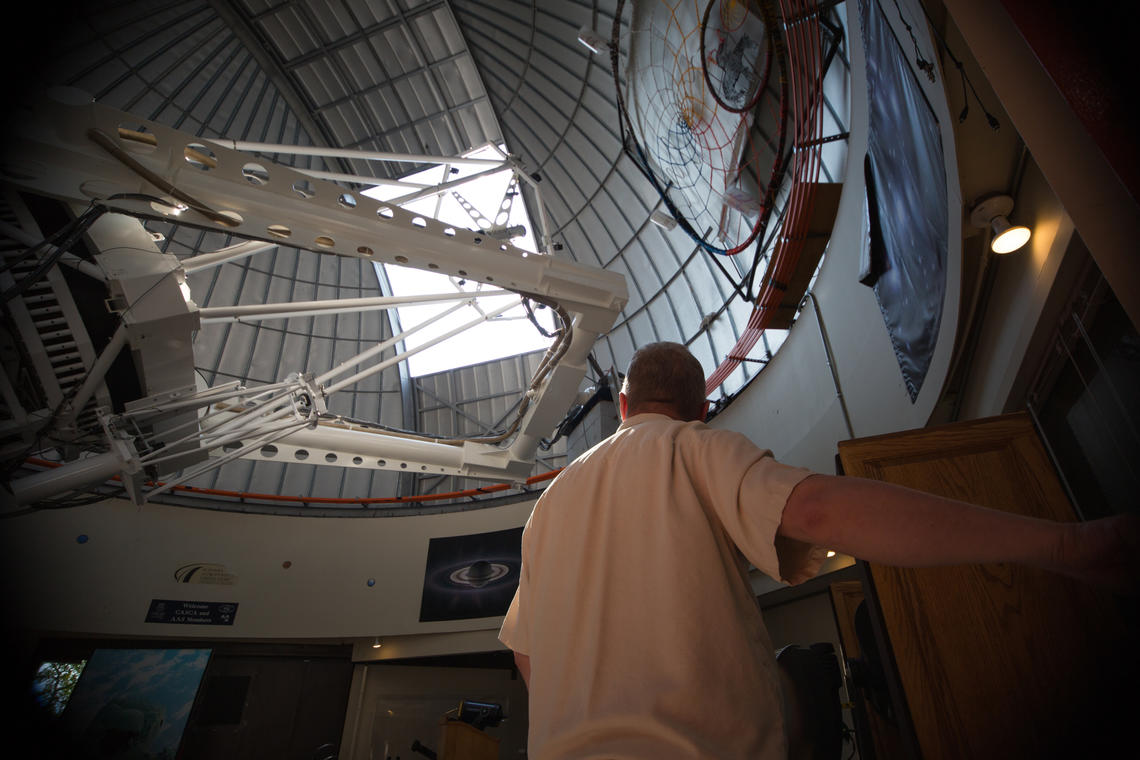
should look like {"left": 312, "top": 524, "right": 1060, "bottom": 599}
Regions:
{"left": 621, "top": 342, "right": 706, "bottom": 420}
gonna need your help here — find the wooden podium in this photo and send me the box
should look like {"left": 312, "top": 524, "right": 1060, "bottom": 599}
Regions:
{"left": 837, "top": 413, "right": 1137, "bottom": 759}
{"left": 437, "top": 719, "right": 498, "bottom": 760}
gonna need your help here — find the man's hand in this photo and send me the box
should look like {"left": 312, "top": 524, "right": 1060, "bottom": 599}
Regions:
{"left": 1047, "top": 513, "right": 1140, "bottom": 594}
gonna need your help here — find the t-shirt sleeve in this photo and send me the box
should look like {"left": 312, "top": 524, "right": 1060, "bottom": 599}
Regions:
{"left": 498, "top": 587, "right": 528, "bottom": 654}
{"left": 498, "top": 527, "right": 531, "bottom": 654}
{"left": 699, "top": 430, "right": 827, "bottom": 585}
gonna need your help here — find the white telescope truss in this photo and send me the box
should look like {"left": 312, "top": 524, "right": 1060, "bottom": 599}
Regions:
{"left": 1, "top": 92, "right": 628, "bottom": 508}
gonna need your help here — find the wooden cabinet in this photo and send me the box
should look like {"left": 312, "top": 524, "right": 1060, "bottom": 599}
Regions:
{"left": 438, "top": 719, "right": 499, "bottom": 760}
{"left": 837, "top": 413, "right": 1136, "bottom": 759}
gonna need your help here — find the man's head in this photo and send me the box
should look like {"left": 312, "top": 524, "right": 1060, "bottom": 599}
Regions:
{"left": 619, "top": 342, "right": 709, "bottom": 422}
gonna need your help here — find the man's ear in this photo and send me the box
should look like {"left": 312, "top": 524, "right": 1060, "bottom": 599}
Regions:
{"left": 700, "top": 400, "right": 710, "bottom": 422}
{"left": 619, "top": 392, "right": 629, "bottom": 421}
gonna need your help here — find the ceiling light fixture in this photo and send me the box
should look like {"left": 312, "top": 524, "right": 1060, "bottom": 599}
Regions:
{"left": 970, "top": 194, "right": 1030, "bottom": 254}
{"left": 372, "top": 637, "right": 382, "bottom": 649}
{"left": 577, "top": 26, "right": 610, "bottom": 54}
{"left": 650, "top": 209, "right": 678, "bottom": 231}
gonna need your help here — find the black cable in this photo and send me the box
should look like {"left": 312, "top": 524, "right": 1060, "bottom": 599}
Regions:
{"left": 0, "top": 212, "right": 86, "bottom": 275}
{"left": 105, "top": 192, "right": 184, "bottom": 209}
{"left": 906, "top": 0, "right": 1001, "bottom": 130}
{"left": 890, "top": 0, "right": 936, "bottom": 82}
{"left": 87, "top": 128, "right": 237, "bottom": 227}
{"left": 522, "top": 298, "right": 557, "bottom": 338}
{"left": 1, "top": 253, "right": 182, "bottom": 483}
{"left": 586, "top": 353, "right": 607, "bottom": 382}
{"left": 539, "top": 380, "right": 613, "bottom": 450}
{"left": 35, "top": 486, "right": 127, "bottom": 509}
{"left": 842, "top": 721, "right": 858, "bottom": 760}
{"left": 1, "top": 204, "right": 107, "bottom": 304}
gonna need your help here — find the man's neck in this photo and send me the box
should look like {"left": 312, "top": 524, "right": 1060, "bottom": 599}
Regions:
{"left": 626, "top": 403, "right": 689, "bottom": 421}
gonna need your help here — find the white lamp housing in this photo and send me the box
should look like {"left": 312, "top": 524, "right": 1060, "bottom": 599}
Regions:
{"left": 970, "top": 194, "right": 1031, "bottom": 254}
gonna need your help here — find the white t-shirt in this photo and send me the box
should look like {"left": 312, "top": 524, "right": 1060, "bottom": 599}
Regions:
{"left": 499, "top": 413, "right": 825, "bottom": 758}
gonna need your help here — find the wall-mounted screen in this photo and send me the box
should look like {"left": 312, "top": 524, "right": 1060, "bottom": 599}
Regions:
{"left": 58, "top": 647, "right": 212, "bottom": 758}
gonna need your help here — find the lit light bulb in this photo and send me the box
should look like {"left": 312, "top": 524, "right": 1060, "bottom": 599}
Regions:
{"left": 970, "top": 195, "right": 1031, "bottom": 254}
{"left": 990, "top": 216, "right": 1031, "bottom": 254}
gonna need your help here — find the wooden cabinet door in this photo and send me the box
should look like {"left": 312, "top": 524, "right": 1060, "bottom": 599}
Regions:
{"left": 838, "top": 412, "right": 1135, "bottom": 759}
{"left": 438, "top": 719, "right": 500, "bottom": 760}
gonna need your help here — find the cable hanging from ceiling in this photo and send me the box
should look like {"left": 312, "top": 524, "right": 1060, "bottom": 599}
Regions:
{"left": 888, "top": 0, "right": 1001, "bottom": 129}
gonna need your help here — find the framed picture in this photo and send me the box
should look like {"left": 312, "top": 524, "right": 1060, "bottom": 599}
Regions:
{"left": 419, "top": 527, "right": 523, "bottom": 622}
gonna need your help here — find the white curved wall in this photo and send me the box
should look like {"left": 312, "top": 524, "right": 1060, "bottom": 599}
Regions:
{"left": 711, "top": 0, "right": 962, "bottom": 470}
{"left": 2, "top": 496, "right": 535, "bottom": 640}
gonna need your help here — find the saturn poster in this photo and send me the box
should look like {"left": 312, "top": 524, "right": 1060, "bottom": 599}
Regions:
{"left": 419, "top": 527, "right": 522, "bottom": 622}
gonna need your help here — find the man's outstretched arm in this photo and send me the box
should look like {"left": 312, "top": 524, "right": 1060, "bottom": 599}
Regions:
{"left": 778, "top": 474, "right": 1139, "bottom": 592}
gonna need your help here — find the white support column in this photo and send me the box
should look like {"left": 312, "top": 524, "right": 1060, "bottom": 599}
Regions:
{"left": 386, "top": 165, "right": 509, "bottom": 206}
{"left": 180, "top": 240, "right": 277, "bottom": 273}
{"left": 197, "top": 290, "right": 506, "bottom": 324}
{"left": 323, "top": 299, "right": 520, "bottom": 395}
{"left": 315, "top": 300, "right": 470, "bottom": 389}
{"left": 8, "top": 451, "right": 125, "bottom": 506}
{"left": 294, "top": 168, "right": 429, "bottom": 190}
{"left": 515, "top": 165, "right": 555, "bottom": 254}
{"left": 212, "top": 139, "right": 505, "bottom": 168}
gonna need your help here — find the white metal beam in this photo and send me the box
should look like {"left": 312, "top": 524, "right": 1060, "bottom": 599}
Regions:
{"left": 197, "top": 289, "right": 508, "bottom": 323}
{"left": 2, "top": 94, "right": 627, "bottom": 505}
{"left": 214, "top": 139, "right": 506, "bottom": 168}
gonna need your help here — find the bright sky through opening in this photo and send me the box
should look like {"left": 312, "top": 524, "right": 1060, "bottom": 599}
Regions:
{"left": 363, "top": 145, "right": 556, "bottom": 377}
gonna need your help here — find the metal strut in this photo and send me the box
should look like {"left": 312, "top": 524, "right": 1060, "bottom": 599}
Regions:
{"left": 1, "top": 94, "right": 628, "bottom": 506}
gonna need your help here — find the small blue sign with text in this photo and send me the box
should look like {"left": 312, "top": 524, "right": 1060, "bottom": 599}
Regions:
{"left": 146, "top": 599, "right": 238, "bottom": 625}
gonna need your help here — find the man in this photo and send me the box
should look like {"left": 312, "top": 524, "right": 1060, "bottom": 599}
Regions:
{"left": 499, "top": 342, "right": 1136, "bottom": 759}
